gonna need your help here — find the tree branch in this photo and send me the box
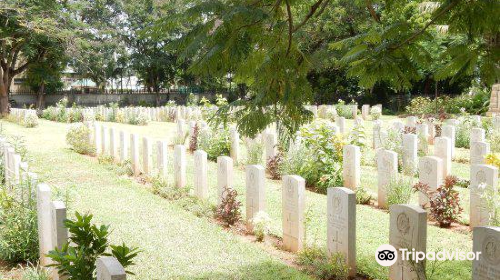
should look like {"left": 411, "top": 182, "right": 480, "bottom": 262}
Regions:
{"left": 285, "top": 0, "right": 293, "bottom": 56}
{"left": 292, "top": 0, "right": 325, "bottom": 33}
{"left": 365, "top": 0, "right": 381, "bottom": 23}
{"left": 389, "top": 0, "right": 459, "bottom": 50}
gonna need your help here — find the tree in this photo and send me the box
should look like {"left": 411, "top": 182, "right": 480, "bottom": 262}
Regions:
{"left": 24, "top": 48, "right": 66, "bottom": 109}
{"left": 0, "top": 0, "right": 71, "bottom": 114}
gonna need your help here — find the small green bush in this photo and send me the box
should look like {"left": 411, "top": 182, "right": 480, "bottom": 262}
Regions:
{"left": 23, "top": 113, "right": 39, "bottom": 128}
{"left": 297, "top": 246, "right": 349, "bottom": 280}
{"left": 335, "top": 100, "right": 355, "bottom": 119}
{"left": 456, "top": 116, "right": 481, "bottom": 149}
{"left": 197, "top": 127, "right": 231, "bottom": 161}
{"left": 0, "top": 177, "right": 39, "bottom": 263}
{"left": 22, "top": 264, "right": 51, "bottom": 280}
{"left": 48, "top": 212, "right": 139, "bottom": 279}
{"left": 386, "top": 177, "right": 414, "bottom": 207}
{"left": 66, "top": 123, "right": 95, "bottom": 155}
{"left": 215, "top": 187, "right": 242, "bottom": 227}
{"left": 245, "top": 140, "right": 264, "bottom": 165}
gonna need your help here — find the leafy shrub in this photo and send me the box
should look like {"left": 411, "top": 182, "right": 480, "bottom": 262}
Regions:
{"left": 245, "top": 140, "right": 264, "bottom": 165}
{"left": 42, "top": 106, "right": 58, "bottom": 121}
{"left": 189, "top": 123, "right": 199, "bottom": 152}
{"left": 151, "top": 175, "right": 190, "bottom": 200}
{"left": 335, "top": 99, "right": 354, "bottom": 119}
{"left": 66, "top": 123, "right": 95, "bottom": 155}
{"left": 488, "top": 130, "right": 500, "bottom": 153}
{"left": 481, "top": 184, "right": 500, "bottom": 226}
{"left": 197, "top": 127, "right": 231, "bottom": 161}
{"left": 215, "top": 187, "right": 242, "bottom": 227}
{"left": 48, "top": 212, "right": 139, "bottom": 279}
{"left": 406, "top": 89, "right": 489, "bottom": 116}
{"left": 456, "top": 116, "right": 481, "bottom": 148}
{"left": 0, "top": 177, "right": 39, "bottom": 263}
{"left": 406, "top": 96, "right": 436, "bottom": 115}
{"left": 128, "top": 112, "right": 148, "bottom": 126}
{"left": 413, "top": 176, "right": 463, "bottom": 227}
{"left": 387, "top": 177, "right": 414, "bottom": 207}
{"left": 296, "top": 246, "right": 349, "bottom": 280}
{"left": 355, "top": 186, "right": 372, "bottom": 205}
{"left": 370, "top": 106, "right": 381, "bottom": 120}
{"left": 251, "top": 211, "right": 272, "bottom": 242}
{"left": 22, "top": 264, "right": 51, "bottom": 280}
{"left": 287, "top": 120, "right": 345, "bottom": 193}
{"left": 23, "top": 113, "right": 39, "bottom": 128}
{"left": 266, "top": 152, "right": 283, "bottom": 180}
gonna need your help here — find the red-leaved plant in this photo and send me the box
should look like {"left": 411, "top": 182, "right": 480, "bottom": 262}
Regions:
{"left": 189, "top": 123, "right": 199, "bottom": 152}
{"left": 266, "top": 151, "right": 283, "bottom": 180}
{"left": 216, "top": 187, "right": 242, "bottom": 227}
{"left": 413, "top": 176, "right": 463, "bottom": 227}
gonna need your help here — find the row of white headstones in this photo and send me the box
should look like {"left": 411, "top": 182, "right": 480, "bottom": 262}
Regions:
{"left": 91, "top": 116, "right": 499, "bottom": 280}
{"left": 0, "top": 137, "right": 128, "bottom": 280}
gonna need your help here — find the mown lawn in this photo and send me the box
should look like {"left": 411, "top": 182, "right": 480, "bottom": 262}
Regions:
{"left": 1, "top": 117, "right": 475, "bottom": 280}
{"left": 0, "top": 120, "right": 311, "bottom": 280}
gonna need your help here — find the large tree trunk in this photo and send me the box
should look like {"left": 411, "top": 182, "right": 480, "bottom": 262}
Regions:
{"left": 0, "top": 72, "right": 10, "bottom": 116}
{"left": 37, "top": 83, "right": 46, "bottom": 110}
{"left": 0, "top": 85, "right": 8, "bottom": 116}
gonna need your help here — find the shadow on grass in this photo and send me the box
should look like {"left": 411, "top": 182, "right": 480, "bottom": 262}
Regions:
{"left": 168, "top": 260, "right": 312, "bottom": 280}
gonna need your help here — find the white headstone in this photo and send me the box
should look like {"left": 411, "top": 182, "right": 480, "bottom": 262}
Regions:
{"left": 434, "top": 137, "right": 451, "bottom": 178}
{"left": 471, "top": 128, "right": 486, "bottom": 147}
{"left": 193, "top": 150, "right": 208, "bottom": 200}
{"left": 373, "top": 120, "right": 382, "bottom": 149}
{"left": 441, "top": 125, "right": 456, "bottom": 158}
{"left": 119, "top": 131, "right": 128, "bottom": 163}
{"left": 246, "top": 165, "right": 265, "bottom": 230}
{"left": 470, "top": 164, "right": 499, "bottom": 228}
{"left": 174, "top": 145, "right": 186, "bottom": 188}
{"left": 402, "top": 134, "right": 418, "bottom": 175}
{"left": 101, "top": 126, "right": 109, "bottom": 156}
{"left": 130, "top": 134, "right": 140, "bottom": 176}
{"left": 156, "top": 141, "right": 168, "bottom": 178}
{"left": 472, "top": 226, "right": 500, "bottom": 280}
{"left": 230, "top": 126, "right": 240, "bottom": 163}
{"left": 264, "top": 132, "right": 277, "bottom": 161}
{"left": 217, "top": 156, "right": 234, "bottom": 204}
{"left": 51, "top": 201, "right": 68, "bottom": 280}
{"left": 327, "top": 187, "right": 356, "bottom": 276}
{"left": 36, "top": 183, "right": 52, "bottom": 266}
{"left": 141, "top": 137, "right": 152, "bottom": 175}
{"left": 282, "top": 175, "right": 305, "bottom": 252}
{"left": 342, "top": 145, "right": 361, "bottom": 190}
{"left": 389, "top": 204, "right": 427, "bottom": 280}
{"left": 406, "top": 116, "right": 417, "bottom": 128}
{"left": 337, "top": 117, "right": 346, "bottom": 134}
{"left": 471, "top": 141, "right": 490, "bottom": 165}
{"left": 94, "top": 123, "right": 102, "bottom": 154}
{"left": 96, "top": 257, "right": 126, "bottom": 280}
{"left": 377, "top": 149, "right": 398, "bottom": 209}
{"left": 361, "top": 105, "right": 370, "bottom": 120}
{"left": 418, "top": 156, "right": 443, "bottom": 207}
{"left": 109, "top": 128, "right": 118, "bottom": 161}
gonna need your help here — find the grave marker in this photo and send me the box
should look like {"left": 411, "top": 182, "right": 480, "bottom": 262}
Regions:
{"left": 342, "top": 145, "right": 360, "bottom": 190}
{"left": 327, "top": 187, "right": 356, "bottom": 276}
{"left": 217, "top": 156, "right": 233, "bottom": 204}
{"left": 418, "top": 156, "right": 443, "bottom": 207}
{"left": 470, "top": 164, "right": 498, "bottom": 228}
{"left": 377, "top": 149, "right": 398, "bottom": 209}
{"left": 282, "top": 175, "right": 305, "bottom": 252}
{"left": 472, "top": 226, "right": 500, "bottom": 280}
{"left": 174, "top": 145, "right": 186, "bottom": 188}
{"left": 246, "top": 165, "right": 265, "bottom": 231}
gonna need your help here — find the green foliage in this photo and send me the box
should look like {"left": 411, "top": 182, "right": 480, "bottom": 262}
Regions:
{"left": 197, "top": 127, "right": 231, "bottom": 161}
{"left": 48, "top": 212, "right": 139, "bottom": 279}
{"left": 488, "top": 130, "right": 500, "bottom": 153}
{"left": 296, "top": 246, "right": 349, "bottom": 280}
{"left": 250, "top": 211, "right": 271, "bottom": 242}
{"left": 0, "top": 176, "right": 39, "bottom": 263}
{"left": 406, "top": 89, "right": 491, "bottom": 116}
{"left": 387, "top": 176, "right": 414, "bottom": 207}
{"left": 281, "top": 120, "right": 345, "bottom": 193}
{"left": 335, "top": 100, "right": 355, "bottom": 119}
{"left": 355, "top": 186, "right": 372, "bottom": 205}
{"left": 481, "top": 186, "right": 500, "bottom": 227}
{"left": 21, "top": 264, "right": 51, "bottom": 280}
{"left": 66, "top": 123, "right": 95, "bottom": 155}
{"left": 245, "top": 140, "right": 263, "bottom": 165}
{"left": 456, "top": 116, "right": 481, "bottom": 149}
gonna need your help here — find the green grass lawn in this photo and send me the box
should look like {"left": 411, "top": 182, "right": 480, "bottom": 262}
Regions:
{"left": 1, "top": 117, "right": 475, "bottom": 280}
{"left": 0, "top": 120, "right": 311, "bottom": 280}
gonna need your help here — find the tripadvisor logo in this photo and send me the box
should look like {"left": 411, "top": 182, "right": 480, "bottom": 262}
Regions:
{"left": 375, "top": 244, "right": 482, "bottom": 267}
